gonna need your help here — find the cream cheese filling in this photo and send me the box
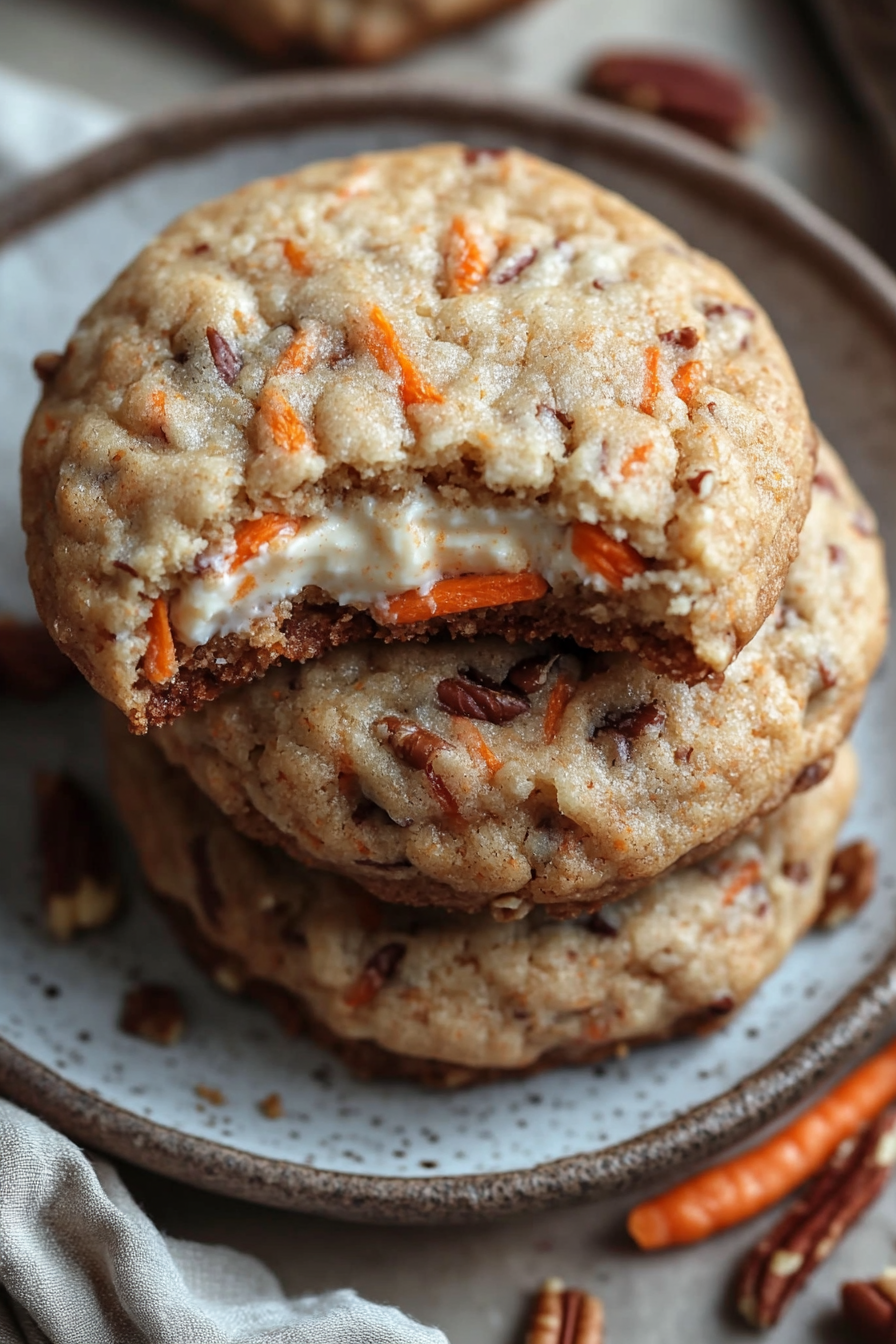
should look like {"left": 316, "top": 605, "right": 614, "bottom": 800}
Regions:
{"left": 171, "top": 491, "right": 604, "bottom": 647}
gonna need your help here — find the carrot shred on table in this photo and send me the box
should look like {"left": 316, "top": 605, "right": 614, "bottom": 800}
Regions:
{"left": 639, "top": 345, "right": 661, "bottom": 415}
{"left": 272, "top": 330, "right": 317, "bottom": 377}
{"left": 229, "top": 514, "right": 302, "bottom": 572}
{"left": 453, "top": 718, "right": 502, "bottom": 777}
{"left": 620, "top": 442, "right": 653, "bottom": 480}
{"left": 672, "top": 359, "right": 705, "bottom": 407}
{"left": 260, "top": 389, "right": 313, "bottom": 454}
{"left": 380, "top": 572, "right": 548, "bottom": 625}
{"left": 281, "top": 239, "right": 311, "bottom": 275}
{"left": 143, "top": 597, "right": 176, "bottom": 685}
{"left": 543, "top": 673, "right": 577, "bottom": 744}
{"left": 446, "top": 216, "right": 490, "bottom": 295}
{"left": 571, "top": 521, "right": 646, "bottom": 588}
{"left": 627, "top": 1037, "right": 896, "bottom": 1249}
{"left": 366, "top": 305, "right": 444, "bottom": 406}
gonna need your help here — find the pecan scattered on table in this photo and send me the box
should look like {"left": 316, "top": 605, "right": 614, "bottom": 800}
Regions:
{"left": 120, "top": 984, "right": 185, "bottom": 1046}
{"left": 842, "top": 1269, "right": 896, "bottom": 1341}
{"left": 36, "top": 772, "right": 119, "bottom": 941}
{"left": 818, "top": 840, "right": 878, "bottom": 929}
{"left": 525, "top": 1278, "right": 604, "bottom": 1344}
{"left": 737, "top": 1108, "right": 896, "bottom": 1327}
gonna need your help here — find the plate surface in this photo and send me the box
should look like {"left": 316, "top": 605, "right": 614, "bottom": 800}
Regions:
{"left": 1, "top": 74, "right": 896, "bottom": 1223}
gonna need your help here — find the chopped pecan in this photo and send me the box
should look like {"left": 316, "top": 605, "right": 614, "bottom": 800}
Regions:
{"left": 36, "top": 773, "right": 119, "bottom": 941}
{"left": 537, "top": 404, "right": 574, "bottom": 431}
{"left": 659, "top": 326, "right": 699, "bottom": 348}
{"left": 424, "top": 762, "right": 459, "bottom": 816}
{"left": 506, "top": 651, "right": 560, "bottom": 693}
{"left": 492, "top": 246, "right": 538, "bottom": 284}
{"left": 344, "top": 942, "right": 406, "bottom": 1008}
{"left": 687, "top": 469, "right": 715, "bottom": 498}
{"left": 593, "top": 701, "right": 666, "bottom": 763}
{"left": 375, "top": 716, "right": 452, "bottom": 769}
{"left": 0, "top": 618, "right": 77, "bottom": 699}
{"left": 436, "top": 675, "right": 529, "bottom": 723}
{"left": 586, "top": 912, "right": 618, "bottom": 937}
{"left": 120, "top": 984, "right": 185, "bottom": 1046}
{"left": 586, "top": 51, "right": 767, "bottom": 149}
{"left": 818, "top": 840, "right": 877, "bottom": 930}
{"left": 818, "top": 660, "right": 838, "bottom": 690}
{"left": 737, "top": 1108, "right": 896, "bottom": 1328}
{"left": 791, "top": 754, "right": 834, "bottom": 794}
{"left": 841, "top": 1274, "right": 896, "bottom": 1340}
{"left": 525, "top": 1278, "right": 604, "bottom": 1344}
{"left": 206, "top": 327, "right": 242, "bottom": 384}
{"left": 33, "top": 350, "right": 64, "bottom": 382}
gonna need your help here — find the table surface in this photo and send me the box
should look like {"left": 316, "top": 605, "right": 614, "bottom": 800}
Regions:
{"left": 2, "top": 1, "right": 894, "bottom": 1339}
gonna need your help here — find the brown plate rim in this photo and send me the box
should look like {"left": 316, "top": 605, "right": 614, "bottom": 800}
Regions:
{"left": 2, "top": 71, "right": 896, "bottom": 1224}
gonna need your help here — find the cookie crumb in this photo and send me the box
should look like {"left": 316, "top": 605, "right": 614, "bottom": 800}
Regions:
{"left": 258, "top": 1092, "right": 284, "bottom": 1119}
{"left": 120, "top": 984, "right": 185, "bottom": 1046}
{"left": 195, "top": 1084, "right": 225, "bottom": 1105}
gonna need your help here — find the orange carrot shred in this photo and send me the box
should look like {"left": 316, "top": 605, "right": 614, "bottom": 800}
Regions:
{"left": 229, "top": 514, "right": 302, "bottom": 572}
{"left": 453, "top": 718, "right": 502, "bottom": 777}
{"left": 446, "top": 216, "right": 490, "bottom": 295}
{"left": 571, "top": 521, "right": 646, "bottom": 588}
{"left": 639, "top": 345, "right": 661, "bottom": 415}
{"left": 380, "top": 572, "right": 548, "bottom": 625}
{"left": 628, "top": 1036, "right": 896, "bottom": 1250}
{"left": 366, "top": 305, "right": 444, "bottom": 406}
{"left": 272, "top": 330, "right": 317, "bottom": 378}
{"left": 543, "top": 673, "right": 577, "bottom": 744}
{"left": 282, "top": 240, "right": 311, "bottom": 275}
{"left": 620, "top": 442, "right": 653, "bottom": 480}
{"left": 722, "top": 858, "right": 762, "bottom": 905}
{"left": 672, "top": 359, "right": 705, "bottom": 408}
{"left": 234, "top": 575, "right": 257, "bottom": 601}
{"left": 143, "top": 597, "right": 176, "bottom": 685}
{"left": 260, "top": 389, "right": 312, "bottom": 454}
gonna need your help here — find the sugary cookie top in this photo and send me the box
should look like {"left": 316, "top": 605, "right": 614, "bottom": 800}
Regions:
{"left": 23, "top": 144, "right": 811, "bottom": 718}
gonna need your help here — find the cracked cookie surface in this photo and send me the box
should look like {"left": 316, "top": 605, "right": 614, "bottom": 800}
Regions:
{"left": 23, "top": 144, "right": 812, "bottom": 729}
{"left": 109, "top": 722, "right": 858, "bottom": 1080}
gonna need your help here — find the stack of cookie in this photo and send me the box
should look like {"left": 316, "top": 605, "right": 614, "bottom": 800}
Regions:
{"left": 22, "top": 145, "right": 887, "bottom": 1085}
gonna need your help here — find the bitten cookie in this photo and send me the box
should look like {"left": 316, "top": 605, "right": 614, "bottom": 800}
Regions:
{"left": 155, "top": 439, "right": 886, "bottom": 916}
{"left": 109, "top": 721, "right": 858, "bottom": 1084}
{"left": 181, "top": 0, "right": 529, "bottom": 63}
{"left": 23, "top": 144, "right": 813, "bottom": 730}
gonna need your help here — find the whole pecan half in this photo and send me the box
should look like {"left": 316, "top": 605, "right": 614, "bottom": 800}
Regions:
{"left": 841, "top": 1273, "right": 896, "bottom": 1341}
{"left": 593, "top": 701, "right": 666, "bottom": 763}
{"left": 344, "top": 942, "right": 406, "bottom": 1008}
{"left": 120, "top": 984, "right": 185, "bottom": 1046}
{"left": 737, "top": 1108, "right": 896, "bottom": 1328}
{"left": 374, "top": 716, "right": 453, "bottom": 769}
{"left": 818, "top": 840, "right": 878, "bottom": 930}
{"left": 436, "top": 675, "right": 529, "bottom": 723}
{"left": 525, "top": 1278, "right": 604, "bottom": 1344}
{"left": 36, "top": 773, "right": 119, "bottom": 941}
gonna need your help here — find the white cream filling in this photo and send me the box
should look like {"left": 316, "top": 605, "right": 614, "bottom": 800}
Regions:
{"left": 172, "top": 491, "right": 606, "bottom": 647}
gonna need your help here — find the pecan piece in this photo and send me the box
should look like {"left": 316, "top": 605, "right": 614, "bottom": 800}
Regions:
{"left": 841, "top": 1274, "right": 896, "bottom": 1340}
{"left": 374, "top": 715, "right": 458, "bottom": 814}
{"left": 206, "top": 326, "right": 242, "bottom": 384}
{"left": 791, "top": 753, "right": 834, "bottom": 794}
{"left": 0, "top": 618, "right": 77, "bottom": 699}
{"left": 659, "top": 326, "right": 699, "bottom": 348}
{"left": 436, "top": 675, "right": 529, "bottom": 723}
{"left": 344, "top": 942, "right": 406, "bottom": 1008}
{"left": 525, "top": 1278, "right": 604, "bottom": 1344}
{"left": 492, "top": 246, "right": 538, "bottom": 284}
{"left": 593, "top": 701, "right": 666, "bottom": 763}
{"left": 120, "top": 984, "right": 185, "bottom": 1046}
{"left": 818, "top": 840, "right": 878, "bottom": 930}
{"left": 506, "top": 651, "right": 560, "bottom": 694}
{"left": 586, "top": 51, "right": 768, "bottom": 149}
{"left": 737, "top": 1108, "right": 896, "bottom": 1328}
{"left": 259, "top": 1092, "right": 284, "bottom": 1119}
{"left": 36, "top": 773, "right": 119, "bottom": 941}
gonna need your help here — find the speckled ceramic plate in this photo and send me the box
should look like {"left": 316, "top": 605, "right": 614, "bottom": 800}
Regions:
{"left": 1, "top": 75, "right": 896, "bottom": 1225}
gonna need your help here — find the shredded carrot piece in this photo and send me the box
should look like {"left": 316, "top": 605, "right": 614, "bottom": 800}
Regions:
{"left": 143, "top": 597, "right": 176, "bottom": 685}
{"left": 446, "top": 216, "right": 490, "bottom": 295}
{"left": 380, "top": 572, "right": 548, "bottom": 625}
{"left": 639, "top": 345, "right": 661, "bottom": 415}
{"left": 282, "top": 240, "right": 311, "bottom": 275}
{"left": 234, "top": 575, "right": 257, "bottom": 601}
{"left": 571, "top": 521, "right": 646, "bottom": 588}
{"left": 628, "top": 1037, "right": 896, "bottom": 1249}
{"left": 672, "top": 359, "right": 705, "bottom": 407}
{"left": 229, "top": 514, "right": 302, "bottom": 572}
{"left": 260, "top": 389, "right": 312, "bottom": 453}
{"left": 453, "top": 718, "right": 502, "bottom": 777}
{"left": 366, "top": 305, "right": 444, "bottom": 406}
{"left": 722, "top": 858, "right": 762, "bottom": 905}
{"left": 543, "top": 673, "right": 576, "bottom": 744}
{"left": 620, "top": 442, "right": 653, "bottom": 480}
{"left": 272, "top": 330, "right": 316, "bottom": 378}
